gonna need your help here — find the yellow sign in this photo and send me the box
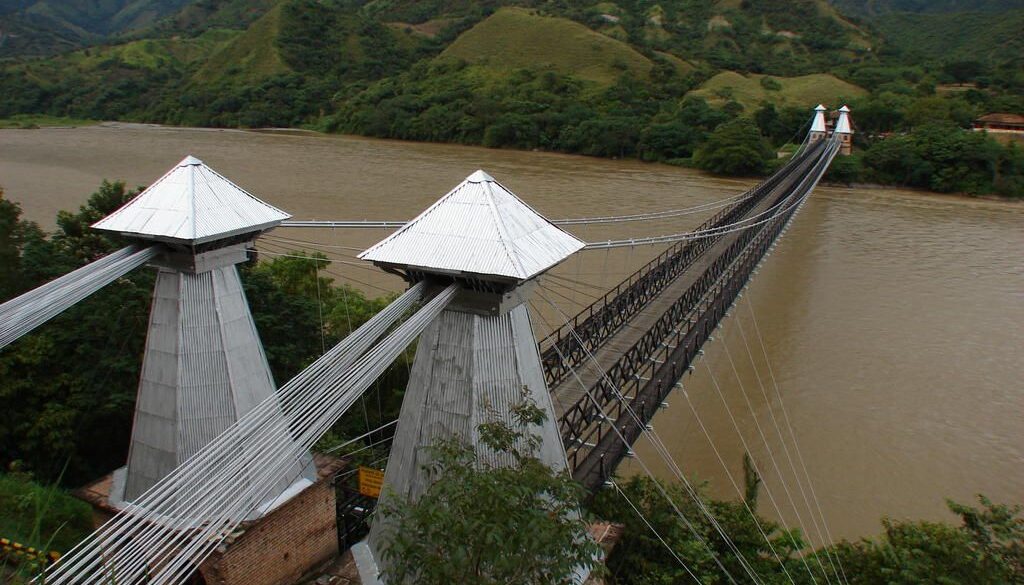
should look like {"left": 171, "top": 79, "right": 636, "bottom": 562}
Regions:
{"left": 358, "top": 466, "right": 385, "bottom": 498}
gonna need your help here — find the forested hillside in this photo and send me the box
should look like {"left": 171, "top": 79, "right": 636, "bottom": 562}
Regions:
{"left": 0, "top": 0, "right": 192, "bottom": 55}
{"left": 1, "top": 0, "right": 1022, "bottom": 195}
{"left": 830, "top": 0, "right": 1024, "bottom": 15}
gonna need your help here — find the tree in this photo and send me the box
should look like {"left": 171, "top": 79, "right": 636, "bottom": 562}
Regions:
{"left": 0, "top": 192, "right": 47, "bottom": 301}
{"left": 560, "top": 117, "right": 640, "bottom": 158}
{"left": 861, "top": 123, "right": 1007, "bottom": 194}
{"left": 589, "top": 473, "right": 807, "bottom": 585}
{"left": 755, "top": 104, "right": 811, "bottom": 147}
{"left": 826, "top": 154, "right": 863, "bottom": 184}
{"left": 0, "top": 181, "right": 153, "bottom": 484}
{"left": 694, "top": 118, "right": 775, "bottom": 176}
{"left": 377, "top": 391, "right": 601, "bottom": 584}
{"left": 944, "top": 61, "right": 985, "bottom": 85}
{"left": 639, "top": 120, "right": 703, "bottom": 161}
{"left": 819, "top": 496, "right": 1024, "bottom": 584}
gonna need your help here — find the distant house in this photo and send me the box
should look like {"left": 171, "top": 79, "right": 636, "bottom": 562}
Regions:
{"left": 973, "top": 113, "right": 1024, "bottom": 144}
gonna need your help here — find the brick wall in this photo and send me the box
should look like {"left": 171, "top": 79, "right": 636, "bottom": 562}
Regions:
{"left": 200, "top": 468, "right": 341, "bottom": 585}
{"left": 76, "top": 457, "right": 345, "bottom": 585}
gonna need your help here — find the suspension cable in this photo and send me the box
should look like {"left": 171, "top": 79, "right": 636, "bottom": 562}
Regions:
{"left": 715, "top": 322, "right": 833, "bottom": 584}
{"left": 743, "top": 294, "right": 852, "bottom": 585}
{"left": 0, "top": 245, "right": 160, "bottom": 350}
{"left": 43, "top": 283, "right": 456, "bottom": 584}
{"left": 732, "top": 305, "right": 846, "bottom": 583}
{"left": 535, "top": 290, "right": 762, "bottom": 585}
{"left": 530, "top": 300, "right": 742, "bottom": 585}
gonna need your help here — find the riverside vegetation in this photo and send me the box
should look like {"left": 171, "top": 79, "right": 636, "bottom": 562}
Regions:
{"left": 0, "top": 0, "right": 1022, "bottom": 196}
{"left": 1, "top": 180, "right": 1022, "bottom": 582}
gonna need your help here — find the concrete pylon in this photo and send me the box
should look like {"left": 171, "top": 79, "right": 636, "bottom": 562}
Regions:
{"left": 354, "top": 170, "right": 586, "bottom": 583}
{"left": 118, "top": 264, "right": 311, "bottom": 502}
{"left": 809, "top": 104, "right": 828, "bottom": 143}
{"left": 835, "top": 105, "right": 854, "bottom": 155}
{"left": 373, "top": 299, "right": 564, "bottom": 501}
{"left": 93, "top": 155, "right": 315, "bottom": 509}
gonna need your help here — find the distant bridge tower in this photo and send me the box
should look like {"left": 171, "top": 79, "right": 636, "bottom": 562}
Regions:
{"left": 835, "top": 105, "right": 854, "bottom": 156}
{"left": 809, "top": 104, "right": 828, "bottom": 144}
{"left": 355, "top": 170, "right": 585, "bottom": 582}
{"left": 93, "top": 155, "right": 315, "bottom": 507}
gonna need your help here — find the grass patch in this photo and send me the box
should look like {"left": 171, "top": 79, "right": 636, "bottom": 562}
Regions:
{"left": 653, "top": 50, "right": 696, "bottom": 75}
{"left": 0, "top": 115, "right": 99, "bottom": 129}
{"left": 0, "top": 472, "right": 92, "bottom": 553}
{"left": 440, "top": 7, "right": 652, "bottom": 85}
{"left": 385, "top": 18, "right": 456, "bottom": 38}
{"left": 689, "top": 70, "right": 866, "bottom": 111}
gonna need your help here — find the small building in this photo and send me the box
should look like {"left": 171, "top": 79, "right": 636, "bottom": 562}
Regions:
{"left": 973, "top": 113, "right": 1024, "bottom": 144}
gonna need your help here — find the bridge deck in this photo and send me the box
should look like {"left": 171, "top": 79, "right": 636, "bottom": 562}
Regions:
{"left": 547, "top": 148, "right": 818, "bottom": 420}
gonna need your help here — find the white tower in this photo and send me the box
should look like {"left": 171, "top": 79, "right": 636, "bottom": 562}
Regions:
{"left": 809, "top": 104, "right": 828, "bottom": 143}
{"left": 835, "top": 105, "right": 854, "bottom": 156}
{"left": 93, "top": 156, "right": 315, "bottom": 506}
{"left": 355, "top": 170, "right": 585, "bottom": 582}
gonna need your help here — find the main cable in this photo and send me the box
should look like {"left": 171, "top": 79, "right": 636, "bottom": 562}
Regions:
{"left": 278, "top": 191, "right": 748, "bottom": 230}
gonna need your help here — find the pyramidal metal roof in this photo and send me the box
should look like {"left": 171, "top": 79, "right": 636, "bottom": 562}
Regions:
{"left": 359, "top": 170, "right": 585, "bottom": 281}
{"left": 92, "top": 155, "right": 290, "bottom": 245}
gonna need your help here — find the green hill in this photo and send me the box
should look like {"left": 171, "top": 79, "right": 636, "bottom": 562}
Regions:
{"left": 11, "top": 0, "right": 191, "bottom": 34}
{"left": 9, "top": 29, "right": 233, "bottom": 85}
{"left": 690, "top": 71, "right": 867, "bottom": 110}
{"left": 146, "top": 0, "right": 277, "bottom": 38}
{"left": 192, "top": 3, "right": 289, "bottom": 85}
{"left": 440, "top": 7, "right": 653, "bottom": 85}
{"left": 0, "top": 0, "right": 192, "bottom": 56}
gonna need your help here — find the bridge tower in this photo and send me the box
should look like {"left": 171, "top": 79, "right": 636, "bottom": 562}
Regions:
{"left": 835, "top": 105, "right": 854, "bottom": 156}
{"left": 809, "top": 104, "right": 828, "bottom": 143}
{"left": 354, "top": 170, "right": 585, "bottom": 582}
{"left": 92, "top": 155, "right": 315, "bottom": 507}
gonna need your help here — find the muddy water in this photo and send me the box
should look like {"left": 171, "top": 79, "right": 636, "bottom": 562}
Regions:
{"left": 2, "top": 124, "right": 1021, "bottom": 544}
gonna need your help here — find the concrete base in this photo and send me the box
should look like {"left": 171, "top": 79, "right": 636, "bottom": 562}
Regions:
{"left": 350, "top": 541, "right": 383, "bottom": 585}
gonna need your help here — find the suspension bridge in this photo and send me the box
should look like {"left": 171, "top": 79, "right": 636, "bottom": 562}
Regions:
{"left": 0, "top": 105, "right": 853, "bottom": 584}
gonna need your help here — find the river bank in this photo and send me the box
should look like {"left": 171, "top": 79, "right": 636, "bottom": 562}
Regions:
{"left": 4, "top": 119, "right": 1016, "bottom": 204}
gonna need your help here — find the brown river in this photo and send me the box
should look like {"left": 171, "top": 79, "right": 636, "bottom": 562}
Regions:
{"left": 2, "top": 123, "right": 1021, "bottom": 546}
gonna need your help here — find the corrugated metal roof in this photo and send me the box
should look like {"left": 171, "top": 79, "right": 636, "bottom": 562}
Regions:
{"left": 92, "top": 155, "right": 290, "bottom": 245}
{"left": 359, "top": 170, "right": 585, "bottom": 280}
{"left": 835, "top": 105, "right": 853, "bottom": 134}
{"left": 976, "top": 113, "right": 1024, "bottom": 125}
{"left": 811, "top": 104, "right": 827, "bottom": 133}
